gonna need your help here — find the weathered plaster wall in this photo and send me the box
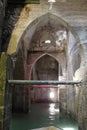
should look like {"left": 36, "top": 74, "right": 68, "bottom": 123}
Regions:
{"left": 65, "top": 28, "right": 87, "bottom": 129}
{"left": 0, "top": 53, "right": 7, "bottom": 130}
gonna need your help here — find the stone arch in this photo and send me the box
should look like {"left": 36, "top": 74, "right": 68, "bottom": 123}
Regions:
{"left": 1, "top": 5, "right": 87, "bottom": 130}
{"left": 22, "top": 13, "right": 81, "bottom": 48}
{"left": 7, "top": 12, "right": 81, "bottom": 55}
{"left": 8, "top": 13, "right": 81, "bottom": 81}
{"left": 29, "top": 53, "right": 60, "bottom": 80}
{"left": 6, "top": 11, "right": 82, "bottom": 117}
{"left": 29, "top": 53, "right": 60, "bottom": 103}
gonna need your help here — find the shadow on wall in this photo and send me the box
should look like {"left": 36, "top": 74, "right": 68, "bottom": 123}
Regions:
{"left": 1, "top": 0, "right": 32, "bottom": 52}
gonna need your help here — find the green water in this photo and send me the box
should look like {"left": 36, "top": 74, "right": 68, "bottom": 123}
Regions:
{"left": 10, "top": 103, "right": 78, "bottom": 130}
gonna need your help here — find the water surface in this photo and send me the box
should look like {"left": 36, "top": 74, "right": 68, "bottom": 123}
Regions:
{"left": 10, "top": 103, "right": 78, "bottom": 130}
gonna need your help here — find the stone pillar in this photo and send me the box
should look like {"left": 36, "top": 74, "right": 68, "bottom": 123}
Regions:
{"left": 4, "top": 54, "right": 13, "bottom": 130}
{"left": 0, "top": 53, "right": 7, "bottom": 130}
{"left": 74, "top": 43, "right": 87, "bottom": 130}
{"left": 0, "top": 0, "right": 7, "bottom": 52}
{"left": 12, "top": 56, "right": 28, "bottom": 113}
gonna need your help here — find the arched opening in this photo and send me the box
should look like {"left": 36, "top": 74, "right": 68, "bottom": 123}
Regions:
{"left": 6, "top": 13, "right": 81, "bottom": 130}
{"left": 30, "top": 54, "right": 59, "bottom": 103}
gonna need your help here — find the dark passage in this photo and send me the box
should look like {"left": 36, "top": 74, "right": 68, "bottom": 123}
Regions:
{"left": 10, "top": 103, "right": 78, "bottom": 130}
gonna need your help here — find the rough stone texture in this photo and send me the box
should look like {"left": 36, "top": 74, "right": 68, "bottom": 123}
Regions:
{"left": 66, "top": 42, "right": 87, "bottom": 130}
{"left": 3, "top": 55, "right": 13, "bottom": 130}
{"left": 73, "top": 44, "right": 87, "bottom": 130}
{"left": 12, "top": 53, "right": 29, "bottom": 113}
{"left": 0, "top": 0, "right": 7, "bottom": 52}
{"left": 2, "top": 0, "right": 84, "bottom": 54}
{"left": 1, "top": 5, "right": 23, "bottom": 51}
{"left": 0, "top": 53, "right": 7, "bottom": 130}
{"left": 0, "top": 0, "right": 4, "bottom": 52}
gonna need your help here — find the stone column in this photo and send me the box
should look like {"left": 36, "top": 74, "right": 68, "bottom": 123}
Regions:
{"left": 0, "top": 53, "right": 8, "bottom": 130}
{"left": 74, "top": 43, "right": 87, "bottom": 130}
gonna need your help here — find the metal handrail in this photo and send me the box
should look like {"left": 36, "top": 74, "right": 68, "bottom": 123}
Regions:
{"left": 8, "top": 80, "right": 82, "bottom": 86}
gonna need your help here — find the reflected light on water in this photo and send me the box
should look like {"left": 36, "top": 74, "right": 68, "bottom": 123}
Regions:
{"left": 54, "top": 108, "right": 60, "bottom": 112}
{"left": 49, "top": 103, "right": 55, "bottom": 115}
{"left": 49, "top": 103, "right": 60, "bottom": 115}
{"left": 10, "top": 103, "right": 78, "bottom": 130}
{"left": 49, "top": 103, "right": 55, "bottom": 109}
{"left": 63, "top": 128, "right": 74, "bottom": 130}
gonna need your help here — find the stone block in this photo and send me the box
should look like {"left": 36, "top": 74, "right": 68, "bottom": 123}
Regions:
{"left": 0, "top": 94, "right": 4, "bottom": 106}
{"left": 4, "top": 105, "right": 12, "bottom": 119}
{"left": 0, "top": 106, "right": 4, "bottom": 119}
{"left": 0, "top": 120, "right": 3, "bottom": 130}
{"left": 3, "top": 117, "right": 11, "bottom": 130}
